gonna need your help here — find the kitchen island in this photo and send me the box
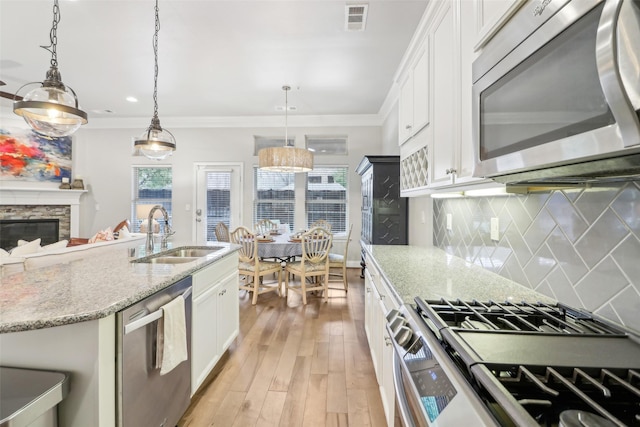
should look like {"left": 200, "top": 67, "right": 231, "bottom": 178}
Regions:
{"left": 0, "top": 241, "right": 239, "bottom": 427}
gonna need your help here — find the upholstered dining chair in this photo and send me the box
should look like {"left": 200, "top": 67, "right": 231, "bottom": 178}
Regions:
{"left": 328, "top": 224, "right": 352, "bottom": 292}
{"left": 284, "top": 227, "right": 333, "bottom": 305}
{"left": 230, "top": 226, "right": 281, "bottom": 305}
{"left": 254, "top": 219, "right": 278, "bottom": 235}
{"left": 310, "top": 219, "right": 332, "bottom": 232}
{"left": 214, "top": 222, "right": 230, "bottom": 242}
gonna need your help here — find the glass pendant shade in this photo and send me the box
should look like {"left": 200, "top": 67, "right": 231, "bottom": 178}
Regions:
{"left": 14, "top": 77, "right": 87, "bottom": 137}
{"left": 259, "top": 146, "right": 313, "bottom": 172}
{"left": 13, "top": 0, "right": 87, "bottom": 138}
{"left": 134, "top": 0, "right": 176, "bottom": 160}
{"left": 133, "top": 117, "right": 176, "bottom": 160}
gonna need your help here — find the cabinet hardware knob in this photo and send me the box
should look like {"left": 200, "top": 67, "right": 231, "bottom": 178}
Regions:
{"left": 405, "top": 125, "right": 412, "bottom": 129}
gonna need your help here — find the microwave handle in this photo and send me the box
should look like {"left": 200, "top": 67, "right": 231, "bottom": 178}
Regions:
{"left": 596, "top": 0, "right": 640, "bottom": 147}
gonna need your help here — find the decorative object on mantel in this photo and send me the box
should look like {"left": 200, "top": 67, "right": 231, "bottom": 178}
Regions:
{"left": 12, "top": 0, "right": 87, "bottom": 138}
{"left": 0, "top": 128, "right": 72, "bottom": 182}
{"left": 258, "top": 86, "right": 314, "bottom": 173}
{"left": 133, "top": 0, "right": 176, "bottom": 161}
{"left": 71, "top": 178, "right": 84, "bottom": 190}
{"left": 59, "top": 177, "right": 71, "bottom": 189}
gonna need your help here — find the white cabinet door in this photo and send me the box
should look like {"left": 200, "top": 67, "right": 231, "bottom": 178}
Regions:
{"left": 457, "top": 0, "right": 478, "bottom": 183}
{"left": 412, "top": 46, "right": 429, "bottom": 135}
{"left": 364, "top": 268, "right": 374, "bottom": 342}
{"left": 380, "top": 304, "right": 396, "bottom": 427}
{"left": 398, "top": 44, "right": 429, "bottom": 146}
{"left": 216, "top": 271, "right": 239, "bottom": 353}
{"left": 399, "top": 73, "right": 415, "bottom": 144}
{"left": 430, "top": 1, "right": 457, "bottom": 187}
{"left": 475, "top": 0, "right": 522, "bottom": 52}
{"left": 192, "top": 284, "right": 219, "bottom": 395}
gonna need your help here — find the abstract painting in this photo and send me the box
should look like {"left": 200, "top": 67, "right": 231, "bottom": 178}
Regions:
{"left": 0, "top": 127, "right": 72, "bottom": 182}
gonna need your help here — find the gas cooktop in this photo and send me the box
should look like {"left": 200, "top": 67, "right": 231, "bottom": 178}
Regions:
{"left": 389, "top": 298, "right": 640, "bottom": 426}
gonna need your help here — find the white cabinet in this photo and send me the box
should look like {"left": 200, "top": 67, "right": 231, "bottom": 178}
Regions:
{"left": 474, "top": 0, "right": 523, "bottom": 54}
{"left": 430, "top": 1, "right": 457, "bottom": 187}
{"left": 363, "top": 257, "right": 400, "bottom": 427}
{"left": 398, "top": 44, "right": 429, "bottom": 145}
{"left": 400, "top": 0, "right": 499, "bottom": 194}
{"left": 191, "top": 253, "right": 239, "bottom": 395}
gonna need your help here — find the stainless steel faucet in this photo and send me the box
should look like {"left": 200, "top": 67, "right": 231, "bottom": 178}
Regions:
{"left": 146, "top": 205, "right": 174, "bottom": 251}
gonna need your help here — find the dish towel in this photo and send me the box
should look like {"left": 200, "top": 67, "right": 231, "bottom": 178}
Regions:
{"left": 156, "top": 296, "right": 188, "bottom": 375}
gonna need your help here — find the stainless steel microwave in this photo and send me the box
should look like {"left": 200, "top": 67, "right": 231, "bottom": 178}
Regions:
{"left": 472, "top": 0, "right": 640, "bottom": 184}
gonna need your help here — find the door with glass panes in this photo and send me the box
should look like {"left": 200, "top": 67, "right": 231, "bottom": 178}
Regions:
{"left": 195, "top": 164, "right": 242, "bottom": 244}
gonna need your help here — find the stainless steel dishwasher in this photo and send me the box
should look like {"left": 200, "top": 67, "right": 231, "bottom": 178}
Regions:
{"left": 116, "top": 276, "right": 192, "bottom": 427}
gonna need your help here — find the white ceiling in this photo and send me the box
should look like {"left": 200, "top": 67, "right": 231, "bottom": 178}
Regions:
{"left": 0, "top": 0, "right": 428, "bottom": 126}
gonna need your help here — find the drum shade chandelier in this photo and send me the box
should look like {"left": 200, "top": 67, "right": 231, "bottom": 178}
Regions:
{"left": 258, "top": 86, "right": 313, "bottom": 173}
{"left": 133, "top": 0, "right": 176, "bottom": 160}
{"left": 13, "top": 0, "right": 88, "bottom": 137}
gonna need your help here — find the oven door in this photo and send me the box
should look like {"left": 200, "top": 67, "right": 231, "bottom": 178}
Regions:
{"left": 472, "top": 0, "right": 640, "bottom": 181}
{"left": 386, "top": 308, "right": 500, "bottom": 427}
{"left": 391, "top": 349, "right": 428, "bottom": 427}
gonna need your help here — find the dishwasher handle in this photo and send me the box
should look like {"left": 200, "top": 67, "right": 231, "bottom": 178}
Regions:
{"left": 124, "top": 286, "right": 192, "bottom": 335}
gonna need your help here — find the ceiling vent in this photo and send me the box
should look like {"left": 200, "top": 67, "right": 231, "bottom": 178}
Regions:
{"left": 345, "top": 4, "right": 368, "bottom": 31}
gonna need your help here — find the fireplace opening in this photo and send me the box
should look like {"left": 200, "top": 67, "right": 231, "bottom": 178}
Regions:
{"left": 0, "top": 219, "right": 60, "bottom": 251}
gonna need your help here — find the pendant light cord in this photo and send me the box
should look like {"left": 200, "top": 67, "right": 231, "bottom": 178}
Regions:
{"left": 283, "top": 85, "right": 291, "bottom": 147}
{"left": 153, "top": 0, "right": 160, "bottom": 120}
{"left": 41, "top": 0, "right": 60, "bottom": 69}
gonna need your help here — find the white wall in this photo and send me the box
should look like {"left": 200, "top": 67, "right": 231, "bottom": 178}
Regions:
{"left": 71, "top": 123, "right": 383, "bottom": 265}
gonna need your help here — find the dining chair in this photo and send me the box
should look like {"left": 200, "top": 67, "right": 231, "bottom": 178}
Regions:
{"left": 254, "top": 219, "right": 278, "bottom": 235}
{"left": 230, "top": 226, "right": 281, "bottom": 305}
{"left": 214, "top": 222, "right": 230, "bottom": 242}
{"left": 328, "top": 224, "right": 352, "bottom": 292}
{"left": 284, "top": 227, "right": 333, "bottom": 305}
{"left": 310, "top": 219, "right": 332, "bottom": 232}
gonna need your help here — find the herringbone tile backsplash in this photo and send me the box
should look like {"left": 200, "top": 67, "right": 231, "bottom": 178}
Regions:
{"left": 433, "top": 182, "right": 640, "bottom": 333}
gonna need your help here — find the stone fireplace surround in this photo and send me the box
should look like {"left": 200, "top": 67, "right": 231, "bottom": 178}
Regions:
{"left": 0, "top": 187, "right": 86, "bottom": 241}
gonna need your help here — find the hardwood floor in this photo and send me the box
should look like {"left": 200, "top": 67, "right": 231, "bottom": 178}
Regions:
{"left": 179, "top": 269, "right": 386, "bottom": 427}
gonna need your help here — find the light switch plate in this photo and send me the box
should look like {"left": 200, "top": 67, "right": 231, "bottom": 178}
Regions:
{"left": 491, "top": 217, "right": 499, "bottom": 241}
{"left": 446, "top": 213, "right": 453, "bottom": 231}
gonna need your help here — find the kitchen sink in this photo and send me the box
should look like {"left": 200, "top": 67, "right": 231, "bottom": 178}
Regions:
{"left": 140, "top": 256, "right": 200, "bottom": 264}
{"left": 131, "top": 246, "right": 225, "bottom": 264}
{"left": 161, "top": 247, "right": 224, "bottom": 258}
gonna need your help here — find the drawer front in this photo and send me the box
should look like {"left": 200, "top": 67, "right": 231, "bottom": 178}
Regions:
{"left": 193, "top": 252, "right": 238, "bottom": 297}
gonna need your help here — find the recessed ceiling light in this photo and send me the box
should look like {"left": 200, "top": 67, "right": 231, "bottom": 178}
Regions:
{"left": 126, "top": 96, "right": 138, "bottom": 103}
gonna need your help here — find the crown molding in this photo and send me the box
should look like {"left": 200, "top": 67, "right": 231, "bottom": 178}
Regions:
{"left": 0, "top": 108, "right": 384, "bottom": 130}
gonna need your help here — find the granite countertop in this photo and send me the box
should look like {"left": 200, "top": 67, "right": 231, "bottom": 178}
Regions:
{"left": 363, "top": 244, "right": 555, "bottom": 306}
{"left": 0, "top": 242, "right": 239, "bottom": 333}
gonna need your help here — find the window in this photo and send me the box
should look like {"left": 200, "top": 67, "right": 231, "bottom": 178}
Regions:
{"left": 305, "top": 135, "right": 348, "bottom": 155}
{"left": 253, "top": 168, "right": 295, "bottom": 228}
{"left": 254, "top": 136, "right": 295, "bottom": 155}
{"left": 205, "top": 171, "right": 231, "bottom": 241}
{"left": 306, "top": 166, "right": 348, "bottom": 233}
{"left": 132, "top": 166, "right": 172, "bottom": 232}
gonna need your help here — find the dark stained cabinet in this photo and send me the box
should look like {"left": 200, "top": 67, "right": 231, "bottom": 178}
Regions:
{"left": 357, "top": 156, "right": 408, "bottom": 275}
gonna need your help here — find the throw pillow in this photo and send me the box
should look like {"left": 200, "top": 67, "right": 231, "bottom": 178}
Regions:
{"left": 40, "top": 240, "right": 70, "bottom": 252}
{"left": 118, "top": 225, "right": 131, "bottom": 239}
{"left": 10, "top": 238, "right": 42, "bottom": 256}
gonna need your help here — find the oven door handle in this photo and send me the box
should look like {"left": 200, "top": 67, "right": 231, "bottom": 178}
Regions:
{"left": 596, "top": 0, "right": 640, "bottom": 147}
{"left": 391, "top": 350, "right": 418, "bottom": 427}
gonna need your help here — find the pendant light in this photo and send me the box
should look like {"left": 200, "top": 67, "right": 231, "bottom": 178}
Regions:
{"left": 258, "top": 85, "right": 313, "bottom": 173}
{"left": 133, "top": 0, "right": 176, "bottom": 160}
{"left": 13, "top": 0, "right": 88, "bottom": 138}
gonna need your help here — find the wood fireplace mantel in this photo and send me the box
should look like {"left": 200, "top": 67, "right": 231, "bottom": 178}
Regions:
{"left": 0, "top": 186, "right": 87, "bottom": 238}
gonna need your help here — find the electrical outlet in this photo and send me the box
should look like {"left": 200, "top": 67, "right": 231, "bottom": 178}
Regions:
{"left": 446, "top": 213, "right": 453, "bottom": 231}
{"left": 491, "top": 217, "right": 499, "bottom": 241}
